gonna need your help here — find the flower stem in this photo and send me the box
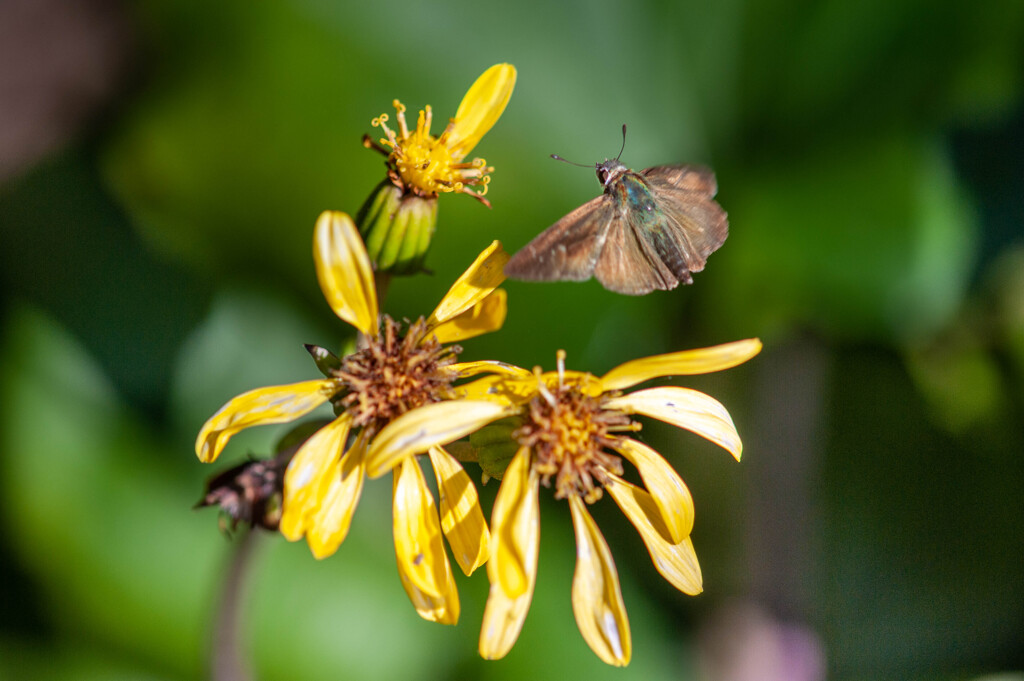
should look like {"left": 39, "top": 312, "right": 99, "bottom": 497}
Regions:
{"left": 211, "top": 530, "right": 260, "bottom": 681}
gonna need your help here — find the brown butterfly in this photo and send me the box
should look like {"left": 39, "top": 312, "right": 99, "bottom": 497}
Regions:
{"left": 504, "top": 128, "right": 728, "bottom": 295}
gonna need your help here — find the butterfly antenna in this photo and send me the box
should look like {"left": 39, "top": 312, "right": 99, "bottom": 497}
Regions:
{"left": 550, "top": 154, "right": 591, "bottom": 168}
{"left": 615, "top": 124, "right": 627, "bottom": 161}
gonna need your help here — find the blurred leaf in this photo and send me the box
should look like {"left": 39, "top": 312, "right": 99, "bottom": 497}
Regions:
{"left": 0, "top": 305, "right": 219, "bottom": 675}
{"left": 706, "top": 133, "right": 976, "bottom": 343}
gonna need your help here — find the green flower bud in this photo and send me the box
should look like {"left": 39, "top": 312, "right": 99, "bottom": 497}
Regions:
{"left": 355, "top": 180, "right": 438, "bottom": 275}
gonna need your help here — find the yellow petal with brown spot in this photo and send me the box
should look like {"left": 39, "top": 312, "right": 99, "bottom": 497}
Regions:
{"left": 605, "top": 387, "right": 743, "bottom": 461}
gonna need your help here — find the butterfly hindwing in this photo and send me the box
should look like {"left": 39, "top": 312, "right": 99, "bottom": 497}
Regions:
{"left": 594, "top": 210, "right": 677, "bottom": 295}
{"left": 642, "top": 164, "right": 728, "bottom": 274}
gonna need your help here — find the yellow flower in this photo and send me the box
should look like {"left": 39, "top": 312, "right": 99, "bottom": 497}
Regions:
{"left": 370, "top": 63, "right": 516, "bottom": 203}
{"left": 195, "top": 210, "right": 512, "bottom": 624}
{"left": 362, "top": 339, "right": 761, "bottom": 663}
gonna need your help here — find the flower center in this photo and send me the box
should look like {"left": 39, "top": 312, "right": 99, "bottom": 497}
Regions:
{"left": 513, "top": 378, "right": 634, "bottom": 504}
{"left": 333, "top": 316, "right": 459, "bottom": 435}
{"left": 372, "top": 100, "right": 491, "bottom": 198}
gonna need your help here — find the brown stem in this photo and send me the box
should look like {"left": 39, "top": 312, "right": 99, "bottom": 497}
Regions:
{"left": 211, "top": 530, "right": 259, "bottom": 681}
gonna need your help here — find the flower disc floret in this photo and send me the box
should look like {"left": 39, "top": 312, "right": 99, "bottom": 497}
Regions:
{"left": 513, "top": 376, "right": 633, "bottom": 503}
{"left": 334, "top": 316, "right": 459, "bottom": 432}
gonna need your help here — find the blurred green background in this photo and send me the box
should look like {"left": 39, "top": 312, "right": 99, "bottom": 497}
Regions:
{"left": 2, "top": 0, "right": 1023, "bottom": 679}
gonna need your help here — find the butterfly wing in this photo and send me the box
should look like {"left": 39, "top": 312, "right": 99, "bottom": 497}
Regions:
{"left": 504, "top": 194, "right": 617, "bottom": 282}
{"left": 592, "top": 214, "right": 678, "bottom": 295}
{"left": 640, "top": 164, "right": 728, "bottom": 277}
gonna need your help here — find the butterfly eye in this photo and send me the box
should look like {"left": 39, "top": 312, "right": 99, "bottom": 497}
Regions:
{"left": 596, "top": 167, "right": 609, "bottom": 185}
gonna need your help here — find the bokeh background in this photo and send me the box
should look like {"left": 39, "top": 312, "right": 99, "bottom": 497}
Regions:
{"left": 2, "top": 0, "right": 1023, "bottom": 679}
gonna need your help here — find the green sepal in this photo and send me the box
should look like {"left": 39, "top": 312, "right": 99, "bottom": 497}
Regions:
{"left": 274, "top": 418, "right": 334, "bottom": 454}
{"left": 305, "top": 343, "right": 342, "bottom": 377}
{"left": 468, "top": 416, "right": 522, "bottom": 482}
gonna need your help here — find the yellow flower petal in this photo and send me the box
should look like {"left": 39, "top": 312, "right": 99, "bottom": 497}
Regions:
{"left": 447, "top": 63, "right": 517, "bottom": 161}
{"left": 306, "top": 436, "right": 367, "bottom": 559}
{"left": 599, "top": 339, "right": 762, "bottom": 391}
{"left": 365, "top": 400, "right": 514, "bottom": 478}
{"left": 392, "top": 457, "right": 459, "bottom": 624}
{"left": 479, "top": 569, "right": 536, "bottom": 660}
{"left": 279, "top": 414, "right": 351, "bottom": 541}
{"left": 606, "top": 476, "right": 703, "bottom": 595}
{"left": 480, "top": 446, "right": 540, "bottom": 660}
{"left": 429, "top": 288, "right": 507, "bottom": 344}
{"left": 611, "top": 437, "right": 694, "bottom": 544}
{"left": 429, "top": 445, "right": 490, "bottom": 575}
{"left": 568, "top": 496, "right": 632, "bottom": 667}
{"left": 452, "top": 373, "right": 537, "bottom": 404}
{"left": 397, "top": 551, "right": 460, "bottom": 625}
{"left": 313, "top": 210, "right": 379, "bottom": 336}
{"left": 426, "top": 241, "right": 509, "bottom": 327}
{"left": 449, "top": 360, "right": 533, "bottom": 381}
{"left": 488, "top": 446, "right": 539, "bottom": 599}
{"left": 605, "top": 387, "right": 743, "bottom": 461}
{"left": 195, "top": 379, "right": 336, "bottom": 463}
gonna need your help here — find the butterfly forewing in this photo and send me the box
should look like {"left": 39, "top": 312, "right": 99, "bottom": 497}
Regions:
{"left": 503, "top": 195, "right": 617, "bottom": 282}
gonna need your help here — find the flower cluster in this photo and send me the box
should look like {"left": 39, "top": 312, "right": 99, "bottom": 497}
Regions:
{"left": 195, "top": 64, "right": 761, "bottom": 666}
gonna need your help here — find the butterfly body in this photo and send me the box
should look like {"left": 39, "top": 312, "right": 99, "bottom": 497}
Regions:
{"left": 505, "top": 158, "right": 728, "bottom": 295}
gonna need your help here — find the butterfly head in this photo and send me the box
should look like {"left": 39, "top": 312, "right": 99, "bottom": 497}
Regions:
{"left": 596, "top": 159, "right": 628, "bottom": 187}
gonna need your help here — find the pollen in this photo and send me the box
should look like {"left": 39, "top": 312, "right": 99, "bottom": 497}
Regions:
{"left": 333, "top": 316, "right": 460, "bottom": 436}
{"left": 372, "top": 100, "right": 493, "bottom": 200}
{"left": 514, "top": 355, "right": 637, "bottom": 503}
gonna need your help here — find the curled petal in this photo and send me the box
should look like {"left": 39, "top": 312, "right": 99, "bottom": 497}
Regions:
{"left": 195, "top": 379, "right": 336, "bottom": 463}
{"left": 599, "top": 339, "right": 762, "bottom": 391}
{"left": 306, "top": 436, "right": 367, "bottom": 559}
{"left": 480, "top": 446, "right": 540, "bottom": 659}
{"left": 426, "top": 242, "right": 509, "bottom": 327}
{"left": 429, "top": 288, "right": 507, "bottom": 344}
{"left": 393, "top": 457, "right": 460, "bottom": 623}
{"left": 429, "top": 446, "right": 490, "bottom": 575}
{"left": 611, "top": 438, "right": 694, "bottom": 543}
{"left": 569, "top": 496, "right": 632, "bottom": 667}
{"left": 447, "top": 63, "right": 517, "bottom": 161}
{"left": 606, "top": 476, "right": 703, "bottom": 595}
{"left": 365, "top": 400, "right": 514, "bottom": 478}
{"left": 280, "top": 414, "right": 351, "bottom": 541}
{"left": 605, "top": 387, "right": 743, "bottom": 461}
{"left": 314, "top": 211, "right": 379, "bottom": 336}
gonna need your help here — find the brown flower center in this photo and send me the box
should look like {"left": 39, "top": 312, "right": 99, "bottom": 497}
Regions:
{"left": 333, "top": 316, "right": 459, "bottom": 435}
{"left": 513, "top": 380, "right": 635, "bottom": 504}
